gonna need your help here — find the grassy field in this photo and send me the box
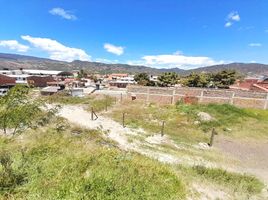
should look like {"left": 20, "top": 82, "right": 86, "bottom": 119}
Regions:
{"left": 0, "top": 122, "right": 264, "bottom": 199}
{"left": 108, "top": 100, "right": 268, "bottom": 143}
{"left": 0, "top": 123, "right": 186, "bottom": 200}
{"left": 44, "top": 93, "right": 116, "bottom": 112}
{"left": 0, "top": 96, "right": 266, "bottom": 199}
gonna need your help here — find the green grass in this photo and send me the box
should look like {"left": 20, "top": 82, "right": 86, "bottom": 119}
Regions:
{"left": 0, "top": 126, "right": 186, "bottom": 200}
{"left": 191, "top": 165, "right": 264, "bottom": 194}
{"left": 108, "top": 101, "right": 268, "bottom": 142}
{"left": 44, "top": 93, "right": 116, "bottom": 112}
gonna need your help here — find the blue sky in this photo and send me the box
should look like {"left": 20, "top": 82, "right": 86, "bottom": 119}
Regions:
{"left": 0, "top": 0, "right": 267, "bottom": 69}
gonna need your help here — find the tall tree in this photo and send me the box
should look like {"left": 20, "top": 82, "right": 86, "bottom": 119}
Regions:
{"left": 212, "top": 70, "right": 237, "bottom": 88}
{"left": 158, "top": 72, "right": 178, "bottom": 87}
{"left": 134, "top": 73, "right": 151, "bottom": 86}
{"left": 182, "top": 73, "right": 210, "bottom": 87}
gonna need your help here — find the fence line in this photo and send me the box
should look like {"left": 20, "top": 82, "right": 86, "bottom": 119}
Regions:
{"left": 126, "top": 86, "right": 268, "bottom": 109}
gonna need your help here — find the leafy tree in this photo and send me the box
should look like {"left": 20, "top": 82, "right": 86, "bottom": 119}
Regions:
{"left": 134, "top": 73, "right": 151, "bottom": 86}
{"left": 212, "top": 70, "right": 237, "bottom": 88}
{"left": 0, "top": 85, "right": 48, "bottom": 135}
{"left": 77, "top": 69, "right": 88, "bottom": 79}
{"left": 158, "top": 72, "right": 179, "bottom": 87}
{"left": 181, "top": 73, "right": 211, "bottom": 87}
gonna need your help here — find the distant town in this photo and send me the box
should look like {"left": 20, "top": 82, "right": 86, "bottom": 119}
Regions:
{"left": 1, "top": 67, "right": 268, "bottom": 98}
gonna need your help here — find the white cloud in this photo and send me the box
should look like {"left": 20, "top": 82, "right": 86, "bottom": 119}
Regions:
{"left": 248, "top": 43, "right": 262, "bottom": 47}
{"left": 21, "top": 35, "right": 91, "bottom": 62}
{"left": 225, "top": 11, "right": 240, "bottom": 28}
{"left": 0, "top": 40, "right": 29, "bottom": 52}
{"left": 127, "top": 53, "right": 224, "bottom": 69}
{"left": 225, "top": 22, "right": 233, "bottom": 27}
{"left": 104, "top": 43, "right": 124, "bottom": 55}
{"left": 49, "top": 7, "right": 77, "bottom": 20}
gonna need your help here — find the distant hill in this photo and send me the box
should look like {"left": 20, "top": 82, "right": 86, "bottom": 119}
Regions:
{"left": 0, "top": 53, "right": 185, "bottom": 75}
{"left": 191, "top": 63, "right": 268, "bottom": 75}
{"left": 0, "top": 53, "right": 268, "bottom": 75}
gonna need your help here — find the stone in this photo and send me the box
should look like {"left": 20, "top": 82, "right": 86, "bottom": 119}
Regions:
{"left": 197, "top": 112, "right": 214, "bottom": 122}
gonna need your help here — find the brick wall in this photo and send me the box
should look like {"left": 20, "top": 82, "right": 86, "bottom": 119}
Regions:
{"left": 127, "top": 86, "right": 268, "bottom": 109}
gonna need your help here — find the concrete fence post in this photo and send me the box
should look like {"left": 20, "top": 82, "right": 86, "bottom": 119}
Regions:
{"left": 171, "top": 88, "right": 176, "bottom": 104}
{"left": 199, "top": 90, "right": 204, "bottom": 103}
{"left": 264, "top": 93, "right": 268, "bottom": 109}
{"left": 230, "top": 92, "right": 235, "bottom": 105}
{"left": 146, "top": 87, "right": 150, "bottom": 103}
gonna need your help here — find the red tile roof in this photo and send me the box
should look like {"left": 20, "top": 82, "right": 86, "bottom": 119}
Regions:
{"left": 0, "top": 74, "right": 16, "bottom": 86}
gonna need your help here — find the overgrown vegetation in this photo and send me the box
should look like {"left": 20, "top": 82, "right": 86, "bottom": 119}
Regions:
{"left": 109, "top": 100, "right": 268, "bottom": 142}
{"left": 191, "top": 165, "right": 264, "bottom": 194}
{"left": 0, "top": 85, "right": 57, "bottom": 135}
{"left": 45, "top": 93, "right": 115, "bottom": 112}
{"left": 0, "top": 126, "right": 186, "bottom": 199}
{"left": 134, "top": 70, "right": 238, "bottom": 88}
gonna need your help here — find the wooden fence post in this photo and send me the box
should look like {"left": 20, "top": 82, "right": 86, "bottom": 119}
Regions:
{"left": 122, "top": 113, "right": 126, "bottom": 128}
{"left": 209, "top": 128, "right": 217, "bottom": 147}
{"left": 161, "top": 121, "right": 165, "bottom": 136}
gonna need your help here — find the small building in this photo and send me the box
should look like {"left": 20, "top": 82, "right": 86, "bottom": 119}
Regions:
{"left": 109, "top": 80, "right": 129, "bottom": 88}
{"left": 108, "top": 73, "right": 128, "bottom": 81}
{"left": 27, "top": 76, "right": 55, "bottom": 87}
{"left": 22, "top": 69, "right": 62, "bottom": 77}
{"left": 6, "top": 74, "right": 31, "bottom": 84}
{"left": 0, "top": 74, "right": 16, "bottom": 88}
{"left": 70, "top": 88, "right": 84, "bottom": 97}
{"left": 40, "top": 86, "right": 61, "bottom": 96}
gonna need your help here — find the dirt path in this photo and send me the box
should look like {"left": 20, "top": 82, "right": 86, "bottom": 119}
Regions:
{"left": 215, "top": 135, "right": 268, "bottom": 184}
{"left": 58, "top": 105, "right": 183, "bottom": 163}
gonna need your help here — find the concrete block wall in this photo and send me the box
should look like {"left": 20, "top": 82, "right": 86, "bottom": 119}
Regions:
{"left": 127, "top": 86, "right": 268, "bottom": 109}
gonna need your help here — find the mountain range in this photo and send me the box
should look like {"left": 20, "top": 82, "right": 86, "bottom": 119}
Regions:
{"left": 0, "top": 52, "right": 268, "bottom": 76}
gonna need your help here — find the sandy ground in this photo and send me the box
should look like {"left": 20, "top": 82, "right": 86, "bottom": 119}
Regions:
{"left": 58, "top": 105, "right": 181, "bottom": 162}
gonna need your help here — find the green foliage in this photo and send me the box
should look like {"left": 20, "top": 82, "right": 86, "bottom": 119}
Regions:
{"left": 158, "top": 72, "right": 179, "bottom": 87}
{"left": 45, "top": 94, "right": 115, "bottom": 112}
{"left": 0, "top": 151, "right": 27, "bottom": 194}
{"left": 134, "top": 73, "right": 155, "bottom": 86}
{"left": 77, "top": 69, "right": 88, "bottom": 79}
{"left": 181, "top": 72, "right": 211, "bottom": 88}
{"left": 212, "top": 70, "right": 237, "bottom": 88}
{"left": 192, "top": 165, "right": 264, "bottom": 194}
{"left": 182, "top": 70, "right": 238, "bottom": 88}
{"left": 0, "top": 128, "right": 186, "bottom": 199}
{"left": 175, "top": 103, "right": 261, "bottom": 132}
{"left": 0, "top": 85, "right": 43, "bottom": 135}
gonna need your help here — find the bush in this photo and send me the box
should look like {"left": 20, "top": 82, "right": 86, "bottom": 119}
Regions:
{"left": 0, "top": 151, "right": 27, "bottom": 194}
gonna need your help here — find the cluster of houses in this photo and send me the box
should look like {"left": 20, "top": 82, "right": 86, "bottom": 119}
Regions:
{"left": 230, "top": 75, "right": 268, "bottom": 92}
{"left": 2, "top": 67, "right": 268, "bottom": 97}
{"left": 0, "top": 68, "right": 140, "bottom": 96}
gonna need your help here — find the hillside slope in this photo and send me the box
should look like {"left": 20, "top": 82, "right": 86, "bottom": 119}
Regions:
{"left": 1, "top": 53, "right": 268, "bottom": 75}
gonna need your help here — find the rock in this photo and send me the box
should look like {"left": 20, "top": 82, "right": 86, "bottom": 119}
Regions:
{"left": 197, "top": 112, "right": 213, "bottom": 122}
{"left": 197, "top": 142, "right": 210, "bottom": 150}
{"left": 223, "top": 127, "right": 232, "bottom": 132}
{"left": 194, "top": 121, "right": 201, "bottom": 125}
